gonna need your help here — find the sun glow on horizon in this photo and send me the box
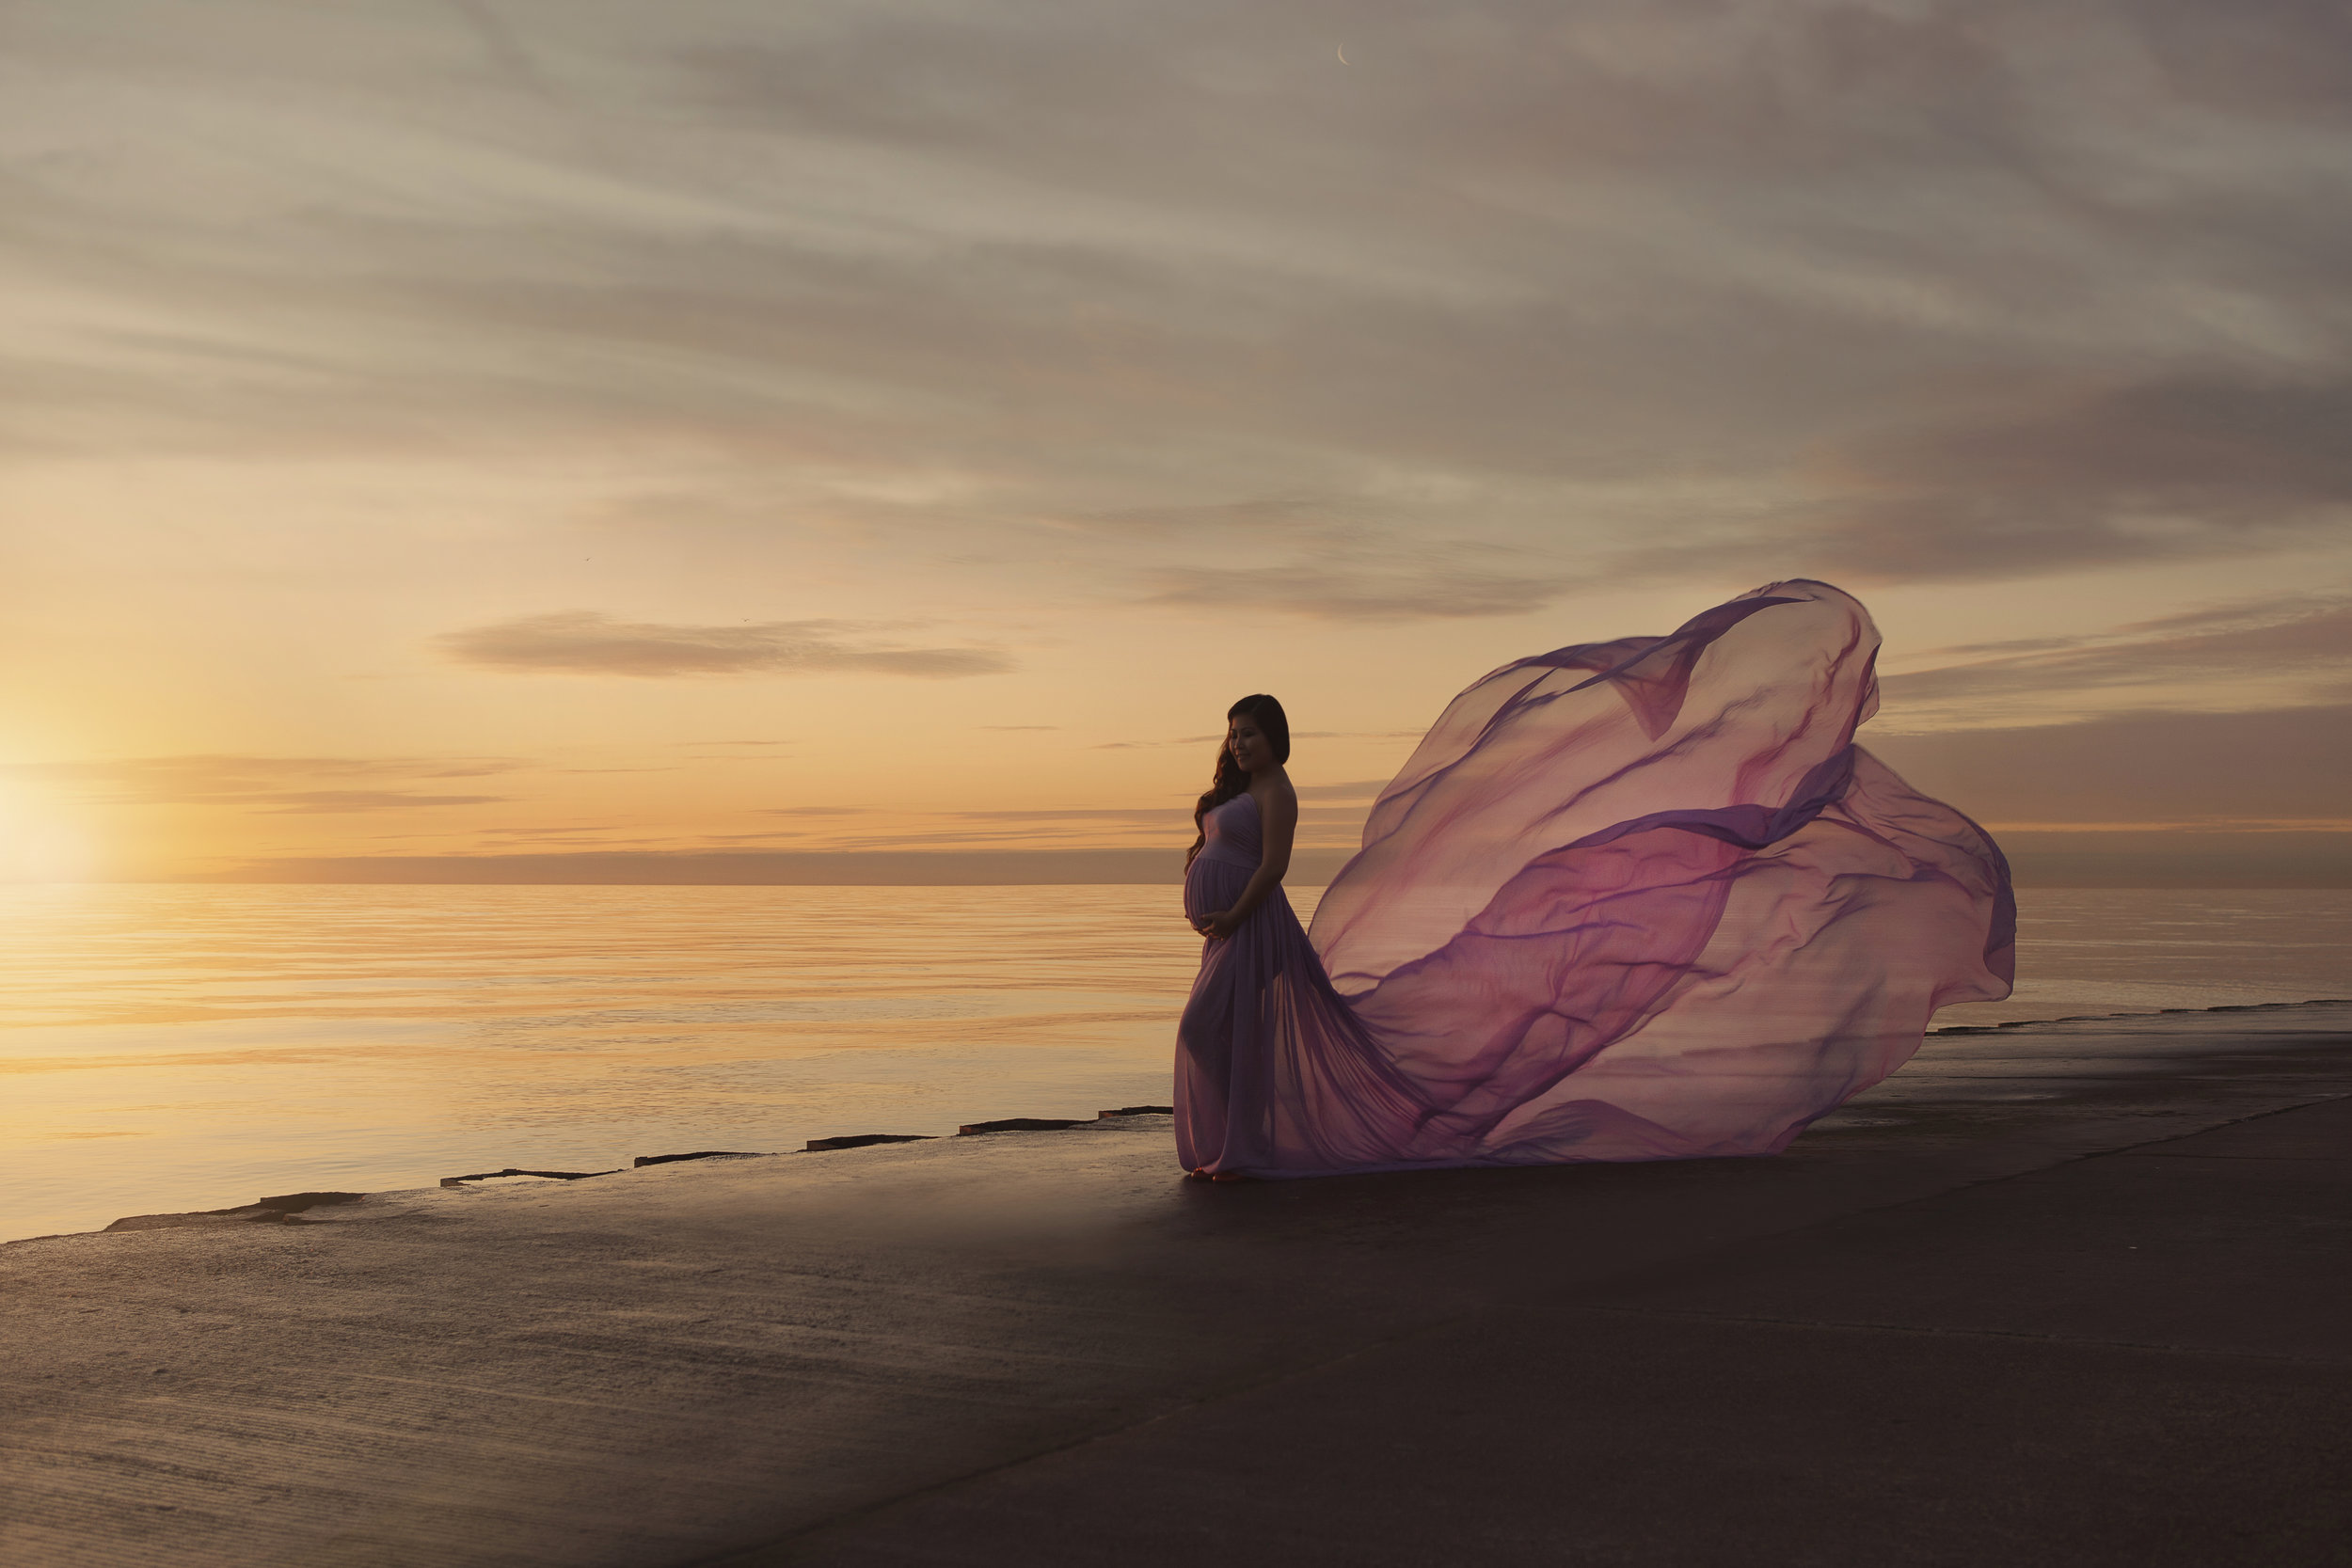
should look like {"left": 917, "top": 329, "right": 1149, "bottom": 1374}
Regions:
{"left": 0, "top": 784, "right": 99, "bottom": 884}
{"left": 3, "top": 2, "right": 2347, "bottom": 884}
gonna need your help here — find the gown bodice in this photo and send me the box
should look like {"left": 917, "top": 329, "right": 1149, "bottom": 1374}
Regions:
{"left": 1194, "top": 792, "right": 1262, "bottom": 872}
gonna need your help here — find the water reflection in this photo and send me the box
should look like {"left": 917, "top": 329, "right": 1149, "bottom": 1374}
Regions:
{"left": 3, "top": 883, "right": 2345, "bottom": 1243}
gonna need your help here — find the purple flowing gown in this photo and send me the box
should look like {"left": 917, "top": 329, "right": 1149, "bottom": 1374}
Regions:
{"left": 1175, "top": 579, "right": 2015, "bottom": 1178}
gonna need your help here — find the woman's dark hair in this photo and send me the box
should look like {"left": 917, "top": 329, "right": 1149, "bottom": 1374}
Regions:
{"left": 1186, "top": 694, "right": 1290, "bottom": 867}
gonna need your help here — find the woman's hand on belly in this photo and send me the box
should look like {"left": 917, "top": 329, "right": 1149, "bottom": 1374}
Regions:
{"left": 1197, "top": 909, "right": 1238, "bottom": 940}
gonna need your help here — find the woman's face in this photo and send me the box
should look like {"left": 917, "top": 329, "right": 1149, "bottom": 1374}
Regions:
{"left": 1228, "top": 713, "right": 1273, "bottom": 774}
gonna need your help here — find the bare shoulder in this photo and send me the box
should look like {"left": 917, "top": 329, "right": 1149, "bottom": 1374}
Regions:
{"left": 1254, "top": 770, "right": 1299, "bottom": 814}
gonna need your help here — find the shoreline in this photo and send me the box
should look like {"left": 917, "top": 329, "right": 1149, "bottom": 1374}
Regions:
{"left": 6, "top": 1001, "right": 2347, "bottom": 1565}
{"left": 9, "top": 995, "right": 2346, "bottom": 1251}
{"left": 8, "top": 884, "right": 2345, "bottom": 1250}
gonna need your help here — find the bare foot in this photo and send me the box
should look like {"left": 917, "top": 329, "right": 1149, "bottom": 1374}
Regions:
{"left": 1209, "top": 1170, "right": 1251, "bottom": 1183}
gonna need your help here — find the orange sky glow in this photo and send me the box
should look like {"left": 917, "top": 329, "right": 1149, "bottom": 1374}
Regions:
{"left": 4, "top": 2, "right": 2348, "bottom": 884}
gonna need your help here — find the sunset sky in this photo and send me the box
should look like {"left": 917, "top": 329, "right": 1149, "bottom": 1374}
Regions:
{"left": 5, "top": 0, "right": 2348, "bottom": 883}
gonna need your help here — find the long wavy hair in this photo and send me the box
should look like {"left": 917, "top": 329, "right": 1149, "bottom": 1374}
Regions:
{"left": 1186, "top": 693, "right": 1291, "bottom": 867}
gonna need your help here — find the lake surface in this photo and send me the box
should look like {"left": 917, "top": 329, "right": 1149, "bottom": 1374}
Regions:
{"left": 4, "top": 884, "right": 2347, "bottom": 1244}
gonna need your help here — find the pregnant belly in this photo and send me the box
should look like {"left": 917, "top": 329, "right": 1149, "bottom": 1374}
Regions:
{"left": 1184, "top": 856, "right": 1253, "bottom": 924}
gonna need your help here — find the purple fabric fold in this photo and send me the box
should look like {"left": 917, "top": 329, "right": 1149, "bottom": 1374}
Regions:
{"left": 1175, "top": 579, "right": 2015, "bottom": 1178}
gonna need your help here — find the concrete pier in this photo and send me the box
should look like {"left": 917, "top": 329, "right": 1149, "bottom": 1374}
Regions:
{"left": 5, "top": 1005, "right": 2347, "bottom": 1566}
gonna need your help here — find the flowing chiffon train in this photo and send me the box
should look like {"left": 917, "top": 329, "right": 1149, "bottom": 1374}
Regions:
{"left": 1175, "top": 579, "right": 2015, "bottom": 1178}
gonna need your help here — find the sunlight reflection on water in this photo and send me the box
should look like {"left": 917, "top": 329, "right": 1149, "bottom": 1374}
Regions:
{"left": 2, "top": 883, "right": 2345, "bottom": 1243}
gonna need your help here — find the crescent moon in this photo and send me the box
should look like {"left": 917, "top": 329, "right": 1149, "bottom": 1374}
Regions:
{"left": 1336, "top": 43, "right": 1348, "bottom": 64}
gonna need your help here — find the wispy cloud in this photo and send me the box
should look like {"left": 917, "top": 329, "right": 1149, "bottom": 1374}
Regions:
{"left": 721, "top": 798, "right": 1371, "bottom": 855}
{"left": 1609, "top": 376, "right": 2352, "bottom": 589}
{"left": 1878, "top": 594, "right": 2352, "bottom": 719}
{"left": 1093, "top": 734, "right": 1223, "bottom": 752}
{"left": 10, "top": 0, "right": 2352, "bottom": 876}
{"left": 1871, "top": 703, "right": 2352, "bottom": 830}
{"left": 15, "top": 0, "right": 2352, "bottom": 607}
{"left": 1140, "top": 562, "right": 1572, "bottom": 623}
{"left": 1092, "top": 730, "right": 1417, "bottom": 752}
{"left": 434, "top": 611, "right": 1013, "bottom": 679}
{"left": 954, "top": 808, "right": 1183, "bottom": 823}
{"left": 6, "top": 755, "right": 516, "bottom": 813}
{"left": 255, "top": 790, "right": 507, "bottom": 814}
{"left": 1295, "top": 780, "right": 1390, "bottom": 801}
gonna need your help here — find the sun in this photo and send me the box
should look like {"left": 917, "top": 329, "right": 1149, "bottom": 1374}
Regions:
{"left": 0, "top": 786, "right": 97, "bottom": 883}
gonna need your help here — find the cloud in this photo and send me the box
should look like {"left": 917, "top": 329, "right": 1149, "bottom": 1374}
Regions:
{"left": 1140, "top": 561, "right": 1573, "bottom": 623}
{"left": 6, "top": 754, "right": 516, "bottom": 813}
{"left": 951, "top": 808, "right": 1184, "bottom": 823}
{"left": 1092, "top": 735, "right": 1223, "bottom": 751}
{"left": 1095, "top": 729, "right": 1420, "bottom": 751}
{"left": 854, "top": 807, "right": 1184, "bottom": 823}
{"left": 722, "top": 824, "right": 1165, "bottom": 853}
{"left": 1613, "top": 374, "right": 2352, "bottom": 588}
{"left": 10, "top": 7, "right": 2343, "bottom": 489}
{"left": 744, "top": 804, "right": 1190, "bottom": 848}
{"left": 2129, "top": 1, "right": 2352, "bottom": 125}
{"left": 1295, "top": 780, "right": 1391, "bottom": 801}
{"left": 718, "top": 798, "right": 1372, "bottom": 857}
{"left": 1867, "top": 703, "right": 2352, "bottom": 828}
{"left": 163, "top": 832, "right": 2352, "bottom": 889}
{"left": 1877, "top": 594, "right": 2352, "bottom": 717}
{"left": 166, "top": 847, "right": 1216, "bottom": 886}
{"left": 444, "top": 0, "right": 560, "bottom": 100}
{"left": 752, "top": 804, "right": 1225, "bottom": 826}
{"left": 1850, "top": 377, "right": 2352, "bottom": 513}
{"left": 10, "top": 0, "right": 2352, "bottom": 703}
{"left": 434, "top": 611, "right": 1013, "bottom": 678}
{"left": 253, "top": 789, "right": 506, "bottom": 815}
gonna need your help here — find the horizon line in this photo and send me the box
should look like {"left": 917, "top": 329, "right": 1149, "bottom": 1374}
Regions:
{"left": 19, "top": 830, "right": 2352, "bottom": 889}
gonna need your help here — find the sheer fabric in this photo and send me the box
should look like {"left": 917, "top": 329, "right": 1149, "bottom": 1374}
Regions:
{"left": 1175, "top": 579, "right": 2014, "bottom": 1177}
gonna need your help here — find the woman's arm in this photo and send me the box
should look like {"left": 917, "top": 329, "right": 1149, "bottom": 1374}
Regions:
{"left": 1202, "top": 784, "right": 1296, "bottom": 939}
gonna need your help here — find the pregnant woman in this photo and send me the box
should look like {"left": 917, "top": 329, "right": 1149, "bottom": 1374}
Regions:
{"left": 1176, "top": 578, "right": 2015, "bottom": 1180}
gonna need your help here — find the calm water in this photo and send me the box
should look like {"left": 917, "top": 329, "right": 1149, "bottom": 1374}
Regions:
{"left": 4, "top": 884, "right": 2347, "bottom": 1244}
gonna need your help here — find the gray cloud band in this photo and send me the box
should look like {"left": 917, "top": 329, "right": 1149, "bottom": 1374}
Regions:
{"left": 9, "top": 0, "right": 2352, "bottom": 618}
{"left": 433, "top": 611, "right": 1012, "bottom": 678}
